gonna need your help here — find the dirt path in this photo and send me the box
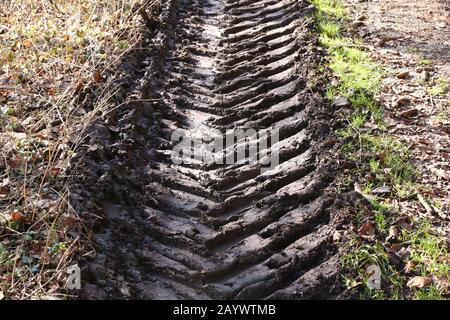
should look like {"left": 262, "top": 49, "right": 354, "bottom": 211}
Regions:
{"left": 346, "top": 0, "right": 450, "bottom": 236}
{"left": 79, "top": 0, "right": 345, "bottom": 299}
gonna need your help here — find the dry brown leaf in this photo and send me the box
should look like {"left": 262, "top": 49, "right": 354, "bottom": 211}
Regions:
{"left": 93, "top": 71, "right": 103, "bottom": 83}
{"left": 50, "top": 167, "right": 62, "bottom": 177}
{"left": 61, "top": 214, "right": 78, "bottom": 228}
{"left": 404, "top": 260, "right": 418, "bottom": 273}
{"left": 407, "top": 276, "right": 433, "bottom": 288}
{"left": 10, "top": 210, "right": 23, "bottom": 222}
{"left": 394, "top": 96, "right": 411, "bottom": 107}
{"left": 22, "top": 39, "right": 32, "bottom": 49}
{"left": 435, "top": 278, "right": 450, "bottom": 293}
{"left": 389, "top": 243, "right": 403, "bottom": 252}
{"left": 7, "top": 156, "right": 24, "bottom": 169}
{"left": 396, "top": 71, "right": 410, "bottom": 79}
{"left": 358, "top": 221, "right": 375, "bottom": 236}
{"left": 400, "top": 108, "right": 419, "bottom": 118}
{"left": 47, "top": 87, "right": 57, "bottom": 96}
{"left": 73, "top": 81, "right": 85, "bottom": 95}
{"left": 395, "top": 216, "right": 412, "bottom": 230}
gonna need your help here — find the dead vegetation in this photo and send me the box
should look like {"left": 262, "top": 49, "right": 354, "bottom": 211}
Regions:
{"left": 0, "top": 0, "right": 160, "bottom": 299}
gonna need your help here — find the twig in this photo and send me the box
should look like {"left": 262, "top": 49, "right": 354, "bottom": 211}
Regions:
{"left": 47, "top": 0, "right": 65, "bottom": 15}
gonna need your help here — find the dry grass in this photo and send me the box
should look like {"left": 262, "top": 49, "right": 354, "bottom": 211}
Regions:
{"left": 0, "top": 0, "right": 158, "bottom": 299}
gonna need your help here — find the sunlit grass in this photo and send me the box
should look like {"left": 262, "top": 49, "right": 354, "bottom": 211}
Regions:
{"left": 312, "top": 0, "right": 449, "bottom": 300}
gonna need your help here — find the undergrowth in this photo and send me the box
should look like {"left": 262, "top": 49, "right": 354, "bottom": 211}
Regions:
{"left": 0, "top": 0, "right": 159, "bottom": 299}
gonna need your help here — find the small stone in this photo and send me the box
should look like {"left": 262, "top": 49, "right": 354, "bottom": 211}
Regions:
{"left": 332, "top": 231, "right": 342, "bottom": 242}
{"left": 400, "top": 108, "right": 419, "bottom": 118}
{"left": 396, "top": 70, "right": 410, "bottom": 79}
{"left": 332, "top": 96, "right": 352, "bottom": 108}
{"left": 372, "top": 185, "right": 391, "bottom": 195}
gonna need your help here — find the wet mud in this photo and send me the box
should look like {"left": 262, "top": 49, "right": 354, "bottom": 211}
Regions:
{"left": 77, "top": 0, "right": 349, "bottom": 299}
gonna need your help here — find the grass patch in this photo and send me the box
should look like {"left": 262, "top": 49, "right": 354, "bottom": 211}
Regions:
{"left": 312, "top": 0, "right": 450, "bottom": 299}
{"left": 428, "top": 77, "right": 449, "bottom": 96}
{"left": 402, "top": 223, "right": 450, "bottom": 278}
{"left": 313, "top": 0, "right": 347, "bottom": 19}
{"left": 420, "top": 58, "right": 433, "bottom": 66}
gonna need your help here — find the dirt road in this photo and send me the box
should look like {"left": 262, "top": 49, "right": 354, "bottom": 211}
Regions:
{"left": 80, "top": 0, "right": 344, "bottom": 299}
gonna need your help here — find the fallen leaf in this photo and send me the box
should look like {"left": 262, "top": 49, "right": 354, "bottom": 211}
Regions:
{"left": 400, "top": 108, "right": 419, "bottom": 118}
{"left": 10, "top": 210, "right": 23, "bottom": 222}
{"left": 404, "top": 260, "right": 418, "bottom": 273}
{"left": 7, "top": 156, "right": 24, "bottom": 169}
{"left": 389, "top": 243, "right": 403, "bottom": 252}
{"left": 395, "top": 216, "right": 412, "bottom": 230}
{"left": 358, "top": 221, "right": 375, "bottom": 236}
{"left": 74, "top": 81, "right": 84, "bottom": 95}
{"left": 396, "top": 71, "right": 410, "bottom": 79}
{"left": 394, "top": 96, "right": 411, "bottom": 107}
{"left": 407, "top": 276, "right": 433, "bottom": 289}
{"left": 50, "top": 167, "right": 62, "bottom": 177}
{"left": 61, "top": 214, "right": 78, "bottom": 228}
{"left": 47, "top": 87, "right": 57, "bottom": 96}
{"left": 93, "top": 71, "right": 103, "bottom": 83}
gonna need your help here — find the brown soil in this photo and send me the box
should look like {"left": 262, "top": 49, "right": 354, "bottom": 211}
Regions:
{"left": 73, "top": 0, "right": 350, "bottom": 299}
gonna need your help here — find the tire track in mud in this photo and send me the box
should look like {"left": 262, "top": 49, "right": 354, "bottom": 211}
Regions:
{"left": 81, "top": 0, "right": 345, "bottom": 299}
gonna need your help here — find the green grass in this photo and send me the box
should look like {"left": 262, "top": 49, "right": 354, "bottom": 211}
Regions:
{"left": 415, "top": 286, "right": 445, "bottom": 300}
{"left": 428, "top": 77, "right": 449, "bottom": 96}
{"left": 313, "top": 0, "right": 347, "bottom": 18}
{"left": 312, "top": 0, "right": 449, "bottom": 300}
{"left": 402, "top": 223, "right": 450, "bottom": 278}
{"left": 341, "top": 238, "right": 406, "bottom": 299}
{"left": 340, "top": 133, "right": 417, "bottom": 197}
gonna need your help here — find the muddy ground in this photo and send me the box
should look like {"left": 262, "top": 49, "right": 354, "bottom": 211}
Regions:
{"left": 72, "top": 0, "right": 354, "bottom": 299}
